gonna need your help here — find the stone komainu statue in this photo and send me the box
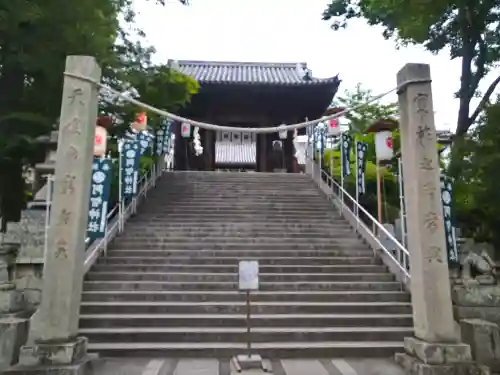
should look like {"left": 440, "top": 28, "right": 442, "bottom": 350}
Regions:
{"left": 458, "top": 239, "right": 499, "bottom": 285}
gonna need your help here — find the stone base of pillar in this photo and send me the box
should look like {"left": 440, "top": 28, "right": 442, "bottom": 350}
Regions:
{"left": 0, "top": 284, "right": 23, "bottom": 314}
{"left": 0, "top": 312, "right": 30, "bottom": 372}
{"left": 395, "top": 337, "right": 490, "bottom": 375}
{"left": 4, "top": 337, "right": 97, "bottom": 375}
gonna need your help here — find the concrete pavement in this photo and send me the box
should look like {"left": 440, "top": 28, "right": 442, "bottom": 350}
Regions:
{"left": 91, "top": 358, "right": 405, "bottom": 375}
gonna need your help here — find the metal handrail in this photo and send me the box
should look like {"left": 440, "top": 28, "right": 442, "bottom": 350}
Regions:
{"left": 308, "top": 158, "right": 411, "bottom": 280}
{"left": 83, "top": 159, "right": 165, "bottom": 273}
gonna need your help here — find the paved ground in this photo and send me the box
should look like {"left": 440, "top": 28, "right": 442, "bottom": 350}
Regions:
{"left": 91, "top": 358, "right": 405, "bottom": 375}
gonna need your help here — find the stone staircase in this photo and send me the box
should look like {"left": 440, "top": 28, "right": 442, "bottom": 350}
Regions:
{"left": 80, "top": 171, "right": 413, "bottom": 358}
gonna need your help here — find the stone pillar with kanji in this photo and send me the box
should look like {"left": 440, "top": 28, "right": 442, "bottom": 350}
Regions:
{"left": 394, "top": 63, "right": 487, "bottom": 374}
{"left": 5, "top": 56, "right": 100, "bottom": 375}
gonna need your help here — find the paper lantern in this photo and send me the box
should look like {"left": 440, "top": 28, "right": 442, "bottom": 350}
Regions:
{"left": 327, "top": 118, "right": 340, "bottom": 136}
{"left": 278, "top": 124, "right": 287, "bottom": 140}
{"left": 93, "top": 126, "right": 108, "bottom": 157}
{"left": 132, "top": 112, "right": 147, "bottom": 132}
{"left": 374, "top": 130, "right": 394, "bottom": 161}
{"left": 181, "top": 122, "right": 191, "bottom": 138}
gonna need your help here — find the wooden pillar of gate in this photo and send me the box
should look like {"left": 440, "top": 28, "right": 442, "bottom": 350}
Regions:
{"left": 257, "top": 133, "right": 267, "bottom": 172}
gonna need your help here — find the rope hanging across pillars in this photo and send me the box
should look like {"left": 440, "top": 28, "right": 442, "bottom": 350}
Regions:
{"left": 63, "top": 71, "right": 431, "bottom": 134}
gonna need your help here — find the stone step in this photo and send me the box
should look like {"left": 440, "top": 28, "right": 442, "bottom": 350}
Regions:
{"left": 141, "top": 200, "right": 331, "bottom": 208}
{"left": 85, "top": 272, "right": 394, "bottom": 283}
{"left": 160, "top": 176, "right": 314, "bottom": 181}
{"left": 159, "top": 182, "right": 318, "bottom": 186}
{"left": 98, "top": 256, "right": 381, "bottom": 266}
{"left": 148, "top": 191, "right": 328, "bottom": 197}
{"left": 159, "top": 182, "right": 317, "bottom": 187}
{"left": 83, "top": 280, "right": 403, "bottom": 292}
{"left": 112, "top": 241, "right": 368, "bottom": 251}
{"left": 104, "top": 249, "right": 373, "bottom": 257}
{"left": 90, "top": 264, "right": 388, "bottom": 274}
{"left": 80, "top": 326, "right": 413, "bottom": 343}
{"left": 160, "top": 177, "right": 315, "bottom": 182}
{"left": 85, "top": 340, "right": 404, "bottom": 358}
{"left": 127, "top": 211, "right": 336, "bottom": 218}
{"left": 141, "top": 206, "right": 333, "bottom": 215}
{"left": 160, "top": 183, "right": 320, "bottom": 187}
{"left": 119, "top": 230, "right": 354, "bottom": 238}
{"left": 80, "top": 301, "right": 411, "bottom": 315}
{"left": 81, "top": 290, "right": 411, "bottom": 303}
{"left": 161, "top": 173, "right": 312, "bottom": 178}
{"left": 79, "top": 313, "right": 413, "bottom": 328}
{"left": 121, "top": 222, "right": 352, "bottom": 230}
{"left": 80, "top": 170, "right": 409, "bottom": 359}
{"left": 125, "top": 218, "right": 342, "bottom": 225}
{"left": 153, "top": 191, "right": 326, "bottom": 197}
{"left": 113, "top": 232, "right": 357, "bottom": 240}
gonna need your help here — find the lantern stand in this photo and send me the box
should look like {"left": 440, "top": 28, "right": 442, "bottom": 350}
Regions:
{"left": 365, "top": 119, "right": 398, "bottom": 224}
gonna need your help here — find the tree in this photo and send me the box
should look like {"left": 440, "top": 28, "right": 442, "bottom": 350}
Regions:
{"left": 332, "top": 84, "right": 400, "bottom": 163}
{"left": 324, "top": 84, "right": 401, "bottom": 222}
{"left": 0, "top": 0, "right": 194, "bottom": 230}
{"left": 322, "top": 0, "right": 500, "bottom": 137}
{"left": 447, "top": 101, "right": 500, "bottom": 254}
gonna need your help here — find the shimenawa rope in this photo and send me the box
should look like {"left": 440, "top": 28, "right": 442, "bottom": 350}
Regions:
{"left": 64, "top": 71, "right": 430, "bottom": 134}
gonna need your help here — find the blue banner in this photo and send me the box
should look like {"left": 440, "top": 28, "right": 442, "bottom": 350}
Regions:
{"left": 121, "top": 140, "right": 140, "bottom": 198}
{"left": 342, "top": 134, "right": 353, "bottom": 177}
{"left": 137, "top": 132, "right": 151, "bottom": 155}
{"left": 162, "top": 121, "right": 173, "bottom": 155}
{"left": 87, "top": 158, "right": 113, "bottom": 239}
{"left": 440, "top": 176, "right": 458, "bottom": 265}
{"left": 156, "top": 125, "right": 166, "bottom": 156}
{"left": 356, "top": 141, "right": 368, "bottom": 195}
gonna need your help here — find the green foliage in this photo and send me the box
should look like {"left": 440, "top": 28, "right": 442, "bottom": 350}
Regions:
{"left": 104, "top": 65, "right": 199, "bottom": 138}
{"left": 333, "top": 84, "right": 399, "bottom": 133}
{"left": 0, "top": 0, "right": 194, "bottom": 228}
{"left": 447, "top": 102, "right": 500, "bottom": 253}
{"left": 323, "top": 147, "right": 400, "bottom": 223}
{"left": 323, "top": 0, "right": 500, "bottom": 136}
{"left": 322, "top": 84, "right": 402, "bottom": 222}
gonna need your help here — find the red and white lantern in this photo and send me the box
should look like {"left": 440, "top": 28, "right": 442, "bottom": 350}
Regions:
{"left": 327, "top": 118, "right": 340, "bottom": 136}
{"left": 93, "top": 126, "right": 108, "bottom": 157}
{"left": 374, "top": 130, "right": 393, "bottom": 161}
{"left": 181, "top": 122, "right": 191, "bottom": 138}
{"left": 132, "top": 112, "right": 147, "bottom": 132}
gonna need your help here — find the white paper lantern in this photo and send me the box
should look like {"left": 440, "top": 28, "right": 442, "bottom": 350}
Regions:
{"left": 181, "top": 122, "right": 191, "bottom": 138}
{"left": 278, "top": 124, "right": 288, "bottom": 140}
{"left": 374, "top": 130, "right": 394, "bottom": 161}
{"left": 327, "top": 118, "right": 340, "bottom": 136}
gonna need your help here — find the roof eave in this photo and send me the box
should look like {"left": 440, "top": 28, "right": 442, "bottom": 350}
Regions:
{"left": 194, "top": 77, "right": 341, "bottom": 87}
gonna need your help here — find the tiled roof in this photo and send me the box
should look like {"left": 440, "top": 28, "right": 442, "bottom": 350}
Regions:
{"left": 171, "top": 60, "right": 340, "bottom": 86}
{"left": 215, "top": 142, "right": 256, "bottom": 164}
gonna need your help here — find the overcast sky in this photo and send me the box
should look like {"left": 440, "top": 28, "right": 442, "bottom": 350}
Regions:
{"left": 134, "top": 0, "right": 499, "bottom": 132}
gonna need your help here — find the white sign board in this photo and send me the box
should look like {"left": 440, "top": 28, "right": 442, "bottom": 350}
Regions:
{"left": 239, "top": 260, "right": 259, "bottom": 291}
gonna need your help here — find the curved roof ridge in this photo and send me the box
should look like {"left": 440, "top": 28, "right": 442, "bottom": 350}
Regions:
{"left": 169, "top": 60, "right": 308, "bottom": 69}
{"left": 169, "top": 59, "right": 339, "bottom": 86}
